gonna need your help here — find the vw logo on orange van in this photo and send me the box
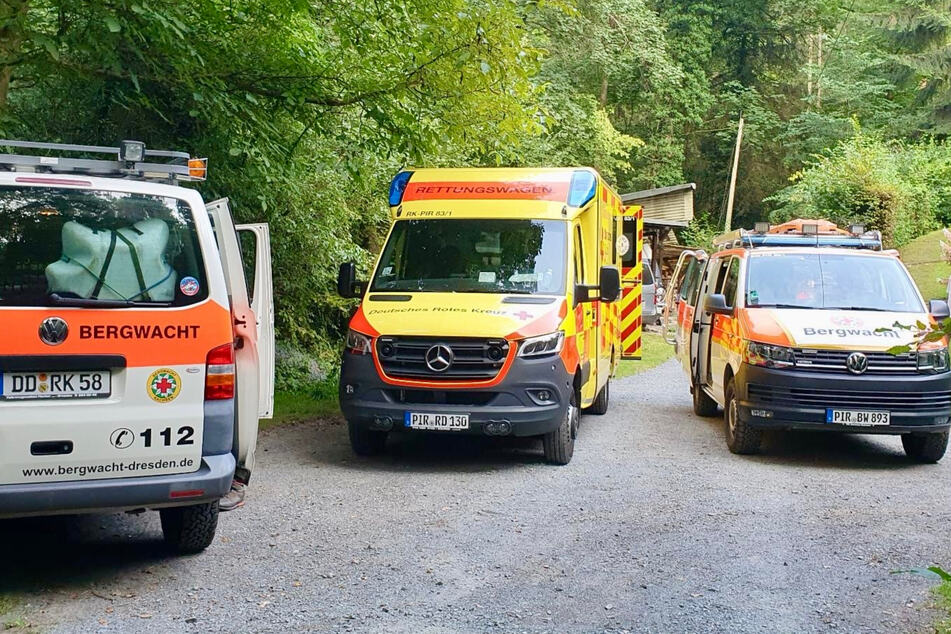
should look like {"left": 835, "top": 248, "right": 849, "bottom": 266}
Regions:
{"left": 846, "top": 352, "right": 868, "bottom": 375}
{"left": 425, "top": 344, "right": 454, "bottom": 372}
{"left": 38, "top": 317, "right": 69, "bottom": 346}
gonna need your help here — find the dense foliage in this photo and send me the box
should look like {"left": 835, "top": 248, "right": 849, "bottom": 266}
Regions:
{"left": 1, "top": 0, "right": 950, "bottom": 388}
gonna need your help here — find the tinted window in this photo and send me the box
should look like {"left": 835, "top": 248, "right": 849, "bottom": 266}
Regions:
{"left": 371, "top": 218, "right": 567, "bottom": 295}
{"left": 642, "top": 262, "right": 654, "bottom": 286}
{"left": 0, "top": 186, "right": 207, "bottom": 307}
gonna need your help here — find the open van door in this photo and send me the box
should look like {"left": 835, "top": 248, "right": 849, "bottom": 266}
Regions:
{"left": 206, "top": 198, "right": 274, "bottom": 481}
{"left": 663, "top": 250, "right": 706, "bottom": 345}
{"left": 236, "top": 223, "right": 275, "bottom": 420}
{"left": 618, "top": 205, "right": 644, "bottom": 360}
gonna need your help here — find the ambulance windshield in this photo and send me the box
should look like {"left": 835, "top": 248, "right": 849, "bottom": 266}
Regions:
{"left": 371, "top": 219, "right": 566, "bottom": 294}
{"left": 745, "top": 252, "right": 924, "bottom": 313}
{"left": 0, "top": 186, "right": 208, "bottom": 307}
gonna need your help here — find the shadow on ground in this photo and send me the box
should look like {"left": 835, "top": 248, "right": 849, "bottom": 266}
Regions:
{"left": 688, "top": 405, "right": 920, "bottom": 471}
{"left": 0, "top": 513, "right": 176, "bottom": 594}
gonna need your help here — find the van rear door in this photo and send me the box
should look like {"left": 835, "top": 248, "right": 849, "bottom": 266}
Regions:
{"left": 236, "top": 223, "right": 275, "bottom": 419}
{"left": 619, "top": 206, "right": 644, "bottom": 360}
{"left": 206, "top": 199, "right": 274, "bottom": 479}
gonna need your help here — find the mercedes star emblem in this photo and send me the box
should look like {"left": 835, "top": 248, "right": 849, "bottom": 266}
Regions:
{"left": 39, "top": 317, "right": 69, "bottom": 346}
{"left": 425, "top": 344, "right": 454, "bottom": 373}
{"left": 846, "top": 352, "right": 868, "bottom": 375}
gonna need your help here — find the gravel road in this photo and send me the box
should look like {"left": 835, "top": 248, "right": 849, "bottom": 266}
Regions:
{"left": 2, "top": 359, "right": 949, "bottom": 633}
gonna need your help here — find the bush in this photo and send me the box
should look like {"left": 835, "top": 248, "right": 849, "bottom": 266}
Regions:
{"left": 768, "top": 134, "right": 951, "bottom": 246}
{"left": 275, "top": 343, "right": 338, "bottom": 399}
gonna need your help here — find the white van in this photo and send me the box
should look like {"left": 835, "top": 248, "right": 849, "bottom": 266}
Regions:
{"left": 0, "top": 140, "right": 275, "bottom": 553}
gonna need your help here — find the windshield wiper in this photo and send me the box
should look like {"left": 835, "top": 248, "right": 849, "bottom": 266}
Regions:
{"left": 48, "top": 293, "right": 172, "bottom": 309}
{"left": 820, "top": 306, "right": 892, "bottom": 312}
{"left": 748, "top": 303, "right": 816, "bottom": 309}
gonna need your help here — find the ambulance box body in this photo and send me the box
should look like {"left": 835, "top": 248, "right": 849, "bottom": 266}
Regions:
{"left": 337, "top": 168, "right": 642, "bottom": 465}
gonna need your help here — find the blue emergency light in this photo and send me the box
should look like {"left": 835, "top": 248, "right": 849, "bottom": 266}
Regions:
{"left": 567, "top": 170, "right": 597, "bottom": 207}
{"left": 388, "top": 171, "right": 413, "bottom": 206}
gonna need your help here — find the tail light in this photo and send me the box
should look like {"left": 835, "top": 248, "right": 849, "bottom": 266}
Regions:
{"left": 205, "top": 343, "right": 235, "bottom": 400}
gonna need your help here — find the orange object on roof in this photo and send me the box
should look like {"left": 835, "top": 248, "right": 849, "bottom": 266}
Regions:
{"left": 769, "top": 219, "right": 847, "bottom": 235}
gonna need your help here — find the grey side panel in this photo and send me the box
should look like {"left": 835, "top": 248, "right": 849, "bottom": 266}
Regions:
{"left": 203, "top": 398, "right": 235, "bottom": 456}
{"left": 0, "top": 454, "right": 235, "bottom": 518}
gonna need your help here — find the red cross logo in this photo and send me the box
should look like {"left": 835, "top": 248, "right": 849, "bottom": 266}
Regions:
{"left": 514, "top": 311, "right": 533, "bottom": 321}
{"left": 155, "top": 377, "right": 173, "bottom": 395}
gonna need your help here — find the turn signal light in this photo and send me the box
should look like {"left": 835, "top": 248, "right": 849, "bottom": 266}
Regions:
{"left": 205, "top": 343, "right": 235, "bottom": 400}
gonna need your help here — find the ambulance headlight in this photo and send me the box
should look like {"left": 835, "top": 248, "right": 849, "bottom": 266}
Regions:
{"left": 345, "top": 329, "right": 373, "bottom": 355}
{"left": 917, "top": 347, "right": 949, "bottom": 373}
{"left": 518, "top": 331, "right": 564, "bottom": 358}
{"left": 744, "top": 341, "right": 796, "bottom": 368}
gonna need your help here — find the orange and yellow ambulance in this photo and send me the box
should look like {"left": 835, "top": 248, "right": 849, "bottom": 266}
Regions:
{"left": 336, "top": 168, "right": 643, "bottom": 464}
{"left": 0, "top": 140, "right": 274, "bottom": 553}
{"left": 663, "top": 219, "right": 951, "bottom": 461}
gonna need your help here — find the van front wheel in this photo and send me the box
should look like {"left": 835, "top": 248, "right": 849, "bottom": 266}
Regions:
{"left": 902, "top": 431, "right": 949, "bottom": 463}
{"left": 724, "top": 379, "right": 761, "bottom": 455}
{"left": 160, "top": 501, "right": 219, "bottom": 554}
{"left": 543, "top": 398, "right": 578, "bottom": 465}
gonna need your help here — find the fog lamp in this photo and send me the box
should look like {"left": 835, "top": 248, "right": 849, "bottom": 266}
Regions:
{"left": 119, "top": 140, "right": 146, "bottom": 163}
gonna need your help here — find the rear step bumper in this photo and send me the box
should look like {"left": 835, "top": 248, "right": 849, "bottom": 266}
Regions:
{"left": 0, "top": 453, "right": 234, "bottom": 518}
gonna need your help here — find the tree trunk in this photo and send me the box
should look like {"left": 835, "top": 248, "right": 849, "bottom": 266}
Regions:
{"left": 599, "top": 75, "right": 608, "bottom": 107}
{"left": 0, "top": 0, "right": 30, "bottom": 111}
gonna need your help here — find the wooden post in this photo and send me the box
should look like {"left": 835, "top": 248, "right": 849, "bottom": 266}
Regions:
{"left": 724, "top": 115, "right": 744, "bottom": 232}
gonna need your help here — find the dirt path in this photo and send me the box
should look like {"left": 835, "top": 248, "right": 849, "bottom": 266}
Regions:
{"left": 2, "top": 359, "right": 948, "bottom": 633}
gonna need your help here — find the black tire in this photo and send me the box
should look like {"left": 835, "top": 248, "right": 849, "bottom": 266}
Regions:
{"left": 543, "top": 394, "right": 578, "bottom": 465}
{"left": 902, "top": 431, "right": 949, "bottom": 463}
{"left": 692, "top": 382, "right": 719, "bottom": 417}
{"left": 160, "top": 501, "right": 219, "bottom": 554}
{"left": 724, "top": 378, "right": 762, "bottom": 455}
{"left": 585, "top": 380, "right": 610, "bottom": 416}
{"left": 348, "top": 421, "right": 387, "bottom": 456}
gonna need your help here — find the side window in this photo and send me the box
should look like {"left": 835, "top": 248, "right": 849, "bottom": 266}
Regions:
{"left": 574, "top": 225, "right": 585, "bottom": 284}
{"left": 721, "top": 257, "right": 740, "bottom": 307}
{"left": 679, "top": 259, "right": 697, "bottom": 301}
{"left": 712, "top": 258, "right": 730, "bottom": 296}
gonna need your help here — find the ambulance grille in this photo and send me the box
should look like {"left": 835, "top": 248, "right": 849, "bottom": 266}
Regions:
{"left": 376, "top": 337, "right": 509, "bottom": 380}
{"left": 792, "top": 349, "right": 918, "bottom": 374}
{"left": 747, "top": 384, "right": 951, "bottom": 412}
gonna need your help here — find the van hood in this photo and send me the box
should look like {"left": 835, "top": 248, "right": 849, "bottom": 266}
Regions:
{"left": 741, "top": 308, "right": 925, "bottom": 350}
{"left": 353, "top": 293, "right": 567, "bottom": 340}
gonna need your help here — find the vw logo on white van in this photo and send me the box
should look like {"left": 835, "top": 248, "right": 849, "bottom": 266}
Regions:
{"left": 39, "top": 317, "right": 69, "bottom": 346}
{"left": 846, "top": 352, "right": 868, "bottom": 375}
{"left": 425, "top": 344, "right": 454, "bottom": 373}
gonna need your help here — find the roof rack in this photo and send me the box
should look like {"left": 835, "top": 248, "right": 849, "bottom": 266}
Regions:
{"left": 713, "top": 219, "right": 882, "bottom": 252}
{"left": 0, "top": 140, "right": 207, "bottom": 184}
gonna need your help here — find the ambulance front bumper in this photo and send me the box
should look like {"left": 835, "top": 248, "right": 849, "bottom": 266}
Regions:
{"left": 0, "top": 453, "right": 235, "bottom": 518}
{"left": 339, "top": 352, "right": 573, "bottom": 437}
{"left": 735, "top": 364, "right": 951, "bottom": 433}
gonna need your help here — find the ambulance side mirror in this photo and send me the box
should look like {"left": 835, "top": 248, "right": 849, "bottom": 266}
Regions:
{"left": 337, "top": 262, "right": 364, "bottom": 299}
{"left": 704, "top": 293, "right": 733, "bottom": 316}
{"left": 930, "top": 299, "right": 950, "bottom": 320}
{"left": 599, "top": 266, "right": 621, "bottom": 303}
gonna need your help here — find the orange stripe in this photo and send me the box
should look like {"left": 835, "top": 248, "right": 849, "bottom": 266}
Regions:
{"left": 0, "top": 302, "right": 232, "bottom": 367}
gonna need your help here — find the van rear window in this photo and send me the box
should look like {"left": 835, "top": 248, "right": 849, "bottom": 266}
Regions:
{"left": 0, "top": 186, "right": 208, "bottom": 307}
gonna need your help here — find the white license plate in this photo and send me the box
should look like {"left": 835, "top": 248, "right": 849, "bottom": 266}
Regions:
{"left": 0, "top": 371, "right": 111, "bottom": 400}
{"left": 404, "top": 412, "right": 470, "bottom": 431}
{"left": 826, "top": 409, "right": 890, "bottom": 426}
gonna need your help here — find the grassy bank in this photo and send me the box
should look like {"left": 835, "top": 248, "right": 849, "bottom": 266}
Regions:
{"left": 615, "top": 331, "right": 675, "bottom": 379}
{"left": 899, "top": 228, "right": 951, "bottom": 301}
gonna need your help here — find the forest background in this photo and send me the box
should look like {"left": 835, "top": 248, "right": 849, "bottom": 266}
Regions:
{"left": 1, "top": 0, "right": 950, "bottom": 390}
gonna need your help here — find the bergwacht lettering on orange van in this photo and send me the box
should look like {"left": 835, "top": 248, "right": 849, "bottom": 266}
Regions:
{"left": 79, "top": 324, "right": 201, "bottom": 339}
